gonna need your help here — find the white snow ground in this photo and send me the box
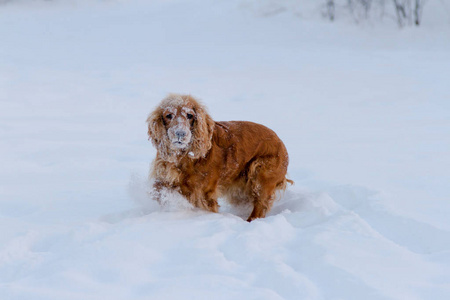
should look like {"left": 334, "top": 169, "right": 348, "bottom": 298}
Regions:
{"left": 1, "top": 0, "right": 450, "bottom": 299}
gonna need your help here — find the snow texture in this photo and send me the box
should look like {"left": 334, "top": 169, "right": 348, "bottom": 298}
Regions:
{"left": 1, "top": 0, "right": 450, "bottom": 299}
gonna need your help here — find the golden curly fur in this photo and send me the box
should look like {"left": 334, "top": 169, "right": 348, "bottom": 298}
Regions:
{"left": 147, "top": 94, "right": 292, "bottom": 221}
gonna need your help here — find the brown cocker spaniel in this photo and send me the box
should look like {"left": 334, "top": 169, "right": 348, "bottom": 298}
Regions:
{"left": 147, "top": 94, "right": 292, "bottom": 221}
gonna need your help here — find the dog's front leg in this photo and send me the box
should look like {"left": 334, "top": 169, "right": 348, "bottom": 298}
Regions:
{"left": 150, "top": 180, "right": 170, "bottom": 204}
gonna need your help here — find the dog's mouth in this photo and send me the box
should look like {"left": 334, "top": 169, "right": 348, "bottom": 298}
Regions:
{"left": 172, "top": 140, "right": 189, "bottom": 149}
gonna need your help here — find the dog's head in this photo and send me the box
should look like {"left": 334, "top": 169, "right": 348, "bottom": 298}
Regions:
{"left": 147, "top": 94, "right": 215, "bottom": 162}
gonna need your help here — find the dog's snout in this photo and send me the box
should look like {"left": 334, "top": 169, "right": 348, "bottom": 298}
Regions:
{"left": 175, "top": 130, "right": 187, "bottom": 139}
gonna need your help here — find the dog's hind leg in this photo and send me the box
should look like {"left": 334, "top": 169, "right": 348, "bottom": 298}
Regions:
{"left": 245, "top": 157, "right": 289, "bottom": 222}
{"left": 246, "top": 183, "right": 277, "bottom": 222}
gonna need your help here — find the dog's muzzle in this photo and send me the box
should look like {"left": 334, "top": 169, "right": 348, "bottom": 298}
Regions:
{"left": 169, "top": 127, "right": 191, "bottom": 149}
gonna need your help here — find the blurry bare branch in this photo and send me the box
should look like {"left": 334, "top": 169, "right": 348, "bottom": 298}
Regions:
{"left": 323, "top": 0, "right": 428, "bottom": 27}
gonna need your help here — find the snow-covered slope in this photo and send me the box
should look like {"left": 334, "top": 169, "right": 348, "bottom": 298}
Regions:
{"left": 1, "top": 0, "right": 449, "bottom": 299}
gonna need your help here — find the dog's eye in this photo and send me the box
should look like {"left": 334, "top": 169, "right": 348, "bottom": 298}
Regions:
{"left": 166, "top": 114, "right": 173, "bottom": 120}
{"left": 187, "top": 114, "right": 194, "bottom": 120}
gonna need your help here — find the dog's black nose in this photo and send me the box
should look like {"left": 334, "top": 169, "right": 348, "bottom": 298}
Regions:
{"left": 175, "top": 131, "right": 186, "bottom": 139}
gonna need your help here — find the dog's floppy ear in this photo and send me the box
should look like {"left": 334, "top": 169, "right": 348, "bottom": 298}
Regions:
{"left": 146, "top": 108, "right": 166, "bottom": 149}
{"left": 190, "top": 102, "right": 215, "bottom": 159}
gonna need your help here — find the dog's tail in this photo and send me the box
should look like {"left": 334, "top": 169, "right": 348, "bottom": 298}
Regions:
{"left": 276, "top": 177, "right": 294, "bottom": 191}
